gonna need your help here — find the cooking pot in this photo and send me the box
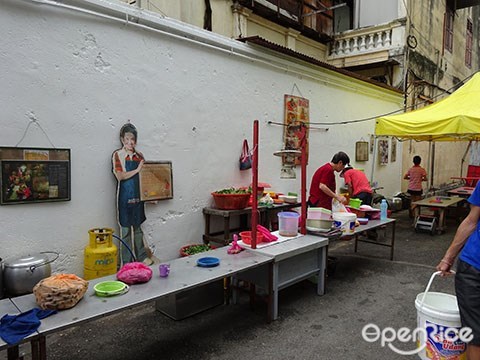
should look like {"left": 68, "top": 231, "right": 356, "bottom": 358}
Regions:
{"left": 4, "top": 251, "right": 59, "bottom": 296}
{"left": 388, "top": 197, "right": 403, "bottom": 212}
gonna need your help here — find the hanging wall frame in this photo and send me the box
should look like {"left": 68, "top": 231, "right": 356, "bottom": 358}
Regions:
{"left": 355, "top": 141, "right": 369, "bottom": 162}
{"left": 139, "top": 161, "right": 173, "bottom": 201}
{"left": 0, "top": 147, "right": 71, "bottom": 205}
{"left": 283, "top": 95, "right": 309, "bottom": 165}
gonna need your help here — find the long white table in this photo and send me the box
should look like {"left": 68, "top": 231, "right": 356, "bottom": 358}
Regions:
{"left": 5, "top": 247, "right": 273, "bottom": 359}
{"left": 233, "top": 234, "right": 329, "bottom": 321}
{"left": 350, "top": 218, "right": 396, "bottom": 260}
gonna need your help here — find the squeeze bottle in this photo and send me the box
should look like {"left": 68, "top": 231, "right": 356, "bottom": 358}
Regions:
{"left": 380, "top": 199, "right": 388, "bottom": 220}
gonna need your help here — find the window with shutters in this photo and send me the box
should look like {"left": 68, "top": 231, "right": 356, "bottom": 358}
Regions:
{"left": 465, "top": 19, "right": 473, "bottom": 68}
{"left": 443, "top": 6, "right": 454, "bottom": 53}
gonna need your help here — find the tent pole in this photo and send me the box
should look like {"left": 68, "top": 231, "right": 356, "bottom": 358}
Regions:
{"left": 430, "top": 142, "right": 435, "bottom": 191}
{"left": 370, "top": 136, "right": 377, "bottom": 184}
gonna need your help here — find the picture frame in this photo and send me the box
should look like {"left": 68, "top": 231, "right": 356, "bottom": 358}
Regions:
{"left": 0, "top": 147, "right": 71, "bottom": 205}
{"left": 139, "top": 161, "right": 173, "bottom": 201}
{"left": 283, "top": 94, "right": 309, "bottom": 165}
{"left": 378, "top": 139, "right": 389, "bottom": 165}
{"left": 391, "top": 138, "right": 397, "bottom": 162}
{"left": 355, "top": 141, "right": 369, "bottom": 162}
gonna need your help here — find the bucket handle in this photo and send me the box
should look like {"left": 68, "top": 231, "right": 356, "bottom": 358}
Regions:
{"left": 419, "top": 270, "right": 456, "bottom": 307}
{"left": 29, "top": 251, "right": 60, "bottom": 273}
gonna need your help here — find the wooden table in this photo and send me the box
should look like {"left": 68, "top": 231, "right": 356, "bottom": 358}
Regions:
{"left": 233, "top": 234, "right": 329, "bottom": 321}
{"left": 6, "top": 247, "right": 273, "bottom": 360}
{"left": 447, "top": 186, "right": 474, "bottom": 198}
{"left": 413, "top": 196, "right": 465, "bottom": 233}
{"left": 203, "top": 202, "right": 301, "bottom": 245}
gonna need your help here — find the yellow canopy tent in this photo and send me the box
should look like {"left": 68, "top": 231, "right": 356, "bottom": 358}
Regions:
{"left": 376, "top": 72, "right": 480, "bottom": 141}
{"left": 375, "top": 72, "right": 480, "bottom": 187}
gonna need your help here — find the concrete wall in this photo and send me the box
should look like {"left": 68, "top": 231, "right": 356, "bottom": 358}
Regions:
{"left": 0, "top": 0, "right": 402, "bottom": 275}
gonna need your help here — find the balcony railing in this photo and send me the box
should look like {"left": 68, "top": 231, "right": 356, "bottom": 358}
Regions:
{"left": 328, "top": 21, "right": 405, "bottom": 59}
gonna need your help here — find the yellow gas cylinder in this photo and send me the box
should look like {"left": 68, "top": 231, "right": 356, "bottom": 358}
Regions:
{"left": 84, "top": 228, "right": 118, "bottom": 280}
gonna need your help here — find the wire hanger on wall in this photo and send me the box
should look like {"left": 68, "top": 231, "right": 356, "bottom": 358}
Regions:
{"left": 290, "top": 83, "right": 305, "bottom": 98}
{"left": 15, "top": 113, "right": 56, "bottom": 148}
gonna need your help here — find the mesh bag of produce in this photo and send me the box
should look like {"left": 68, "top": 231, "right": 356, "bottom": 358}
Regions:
{"left": 33, "top": 274, "right": 89, "bottom": 310}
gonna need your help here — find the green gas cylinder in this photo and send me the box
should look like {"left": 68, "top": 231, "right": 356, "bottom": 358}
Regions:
{"left": 84, "top": 228, "right": 118, "bottom": 280}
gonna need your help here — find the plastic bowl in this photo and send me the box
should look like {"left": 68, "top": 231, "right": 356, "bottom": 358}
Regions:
{"left": 283, "top": 195, "right": 298, "bottom": 204}
{"left": 94, "top": 281, "right": 128, "bottom": 297}
{"left": 239, "top": 231, "right": 264, "bottom": 245}
{"left": 358, "top": 217, "right": 369, "bottom": 225}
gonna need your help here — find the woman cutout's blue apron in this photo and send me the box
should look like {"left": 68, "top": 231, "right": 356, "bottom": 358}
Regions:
{"left": 118, "top": 159, "right": 147, "bottom": 263}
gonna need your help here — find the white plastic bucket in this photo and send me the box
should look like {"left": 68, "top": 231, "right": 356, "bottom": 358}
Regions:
{"left": 278, "top": 211, "right": 300, "bottom": 237}
{"left": 415, "top": 271, "right": 466, "bottom": 360}
{"left": 332, "top": 212, "right": 356, "bottom": 234}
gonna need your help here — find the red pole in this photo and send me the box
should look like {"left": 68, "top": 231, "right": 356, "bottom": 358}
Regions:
{"left": 251, "top": 120, "right": 259, "bottom": 248}
{"left": 300, "top": 125, "right": 307, "bottom": 235}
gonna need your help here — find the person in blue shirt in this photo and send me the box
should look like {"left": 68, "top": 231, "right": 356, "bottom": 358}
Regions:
{"left": 437, "top": 181, "right": 480, "bottom": 359}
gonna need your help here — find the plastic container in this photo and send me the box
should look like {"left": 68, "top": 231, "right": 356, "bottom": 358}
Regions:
{"left": 380, "top": 199, "right": 388, "bottom": 220}
{"left": 348, "top": 198, "right": 362, "bottom": 209}
{"left": 84, "top": 228, "right": 118, "bottom": 280}
{"left": 306, "top": 219, "right": 333, "bottom": 230}
{"left": 307, "top": 207, "right": 332, "bottom": 220}
{"left": 415, "top": 272, "right": 466, "bottom": 360}
{"left": 239, "top": 231, "right": 264, "bottom": 245}
{"left": 278, "top": 211, "right": 300, "bottom": 237}
{"left": 332, "top": 212, "right": 357, "bottom": 234}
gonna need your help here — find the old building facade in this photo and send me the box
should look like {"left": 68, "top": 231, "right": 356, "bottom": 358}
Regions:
{"left": 129, "top": 0, "right": 480, "bottom": 187}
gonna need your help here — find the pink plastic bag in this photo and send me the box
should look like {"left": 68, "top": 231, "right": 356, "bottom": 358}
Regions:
{"left": 116, "top": 262, "right": 153, "bottom": 285}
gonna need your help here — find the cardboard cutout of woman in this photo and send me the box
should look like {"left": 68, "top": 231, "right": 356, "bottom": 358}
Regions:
{"left": 112, "top": 123, "right": 152, "bottom": 265}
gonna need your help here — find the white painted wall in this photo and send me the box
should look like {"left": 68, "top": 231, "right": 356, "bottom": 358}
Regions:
{"left": 0, "top": 0, "right": 403, "bottom": 275}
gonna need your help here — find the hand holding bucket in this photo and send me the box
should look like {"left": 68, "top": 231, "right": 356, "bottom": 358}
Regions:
{"left": 415, "top": 271, "right": 465, "bottom": 360}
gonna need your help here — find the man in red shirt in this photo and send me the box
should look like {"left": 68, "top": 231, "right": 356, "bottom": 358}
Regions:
{"left": 308, "top": 151, "right": 349, "bottom": 210}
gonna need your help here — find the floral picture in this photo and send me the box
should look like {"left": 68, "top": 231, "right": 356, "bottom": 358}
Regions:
{"left": 283, "top": 95, "right": 309, "bottom": 165}
{"left": 0, "top": 147, "right": 70, "bottom": 205}
{"left": 378, "top": 139, "right": 389, "bottom": 165}
{"left": 391, "top": 138, "right": 397, "bottom": 162}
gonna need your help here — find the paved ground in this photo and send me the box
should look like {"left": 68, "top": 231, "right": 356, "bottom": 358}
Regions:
{"left": 4, "top": 209, "right": 465, "bottom": 360}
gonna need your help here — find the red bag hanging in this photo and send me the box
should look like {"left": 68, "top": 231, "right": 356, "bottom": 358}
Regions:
{"left": 239, "top": 139, "right": 252, "bottom": 170}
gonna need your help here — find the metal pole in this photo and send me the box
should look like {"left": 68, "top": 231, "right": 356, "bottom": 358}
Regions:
{"left": 300, "top": 124, "right": 307, "bottom": 235}
{"left": 251, "top": 120, "right": 259, "bottom": 249}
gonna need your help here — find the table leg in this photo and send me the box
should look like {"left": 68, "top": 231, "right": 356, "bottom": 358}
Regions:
{"left": 272, "top": 263, "right": 279, "bottom": 321}
{"left": 390, "top": 221, "right": 396, "bottom": 261}
{"left": 7, "top": 345, "right": 21, "bottom": 360}
{"left": 249, "top": 283, "right": 256, "bottom": 309}
{"left": 203, "top": 213, "right": 211, "bottom": 244}
{"left": 317, "top": 247, "right": 326, "bottom": 295}
{"left": 267, "top": 262, "right": 274, "bottom": 323}
{"left": 223, "top": 217, "right": 230, "bottom": 244}
{"left": 31, "top": 335, "right": 46, "bottom": 360}
{"left": 439, "top": 209, "right": 446, "bottom": 232}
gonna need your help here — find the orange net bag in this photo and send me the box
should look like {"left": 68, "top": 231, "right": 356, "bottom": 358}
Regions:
{"left": 33, "top": 274, "right": 89, "bottom": 310}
